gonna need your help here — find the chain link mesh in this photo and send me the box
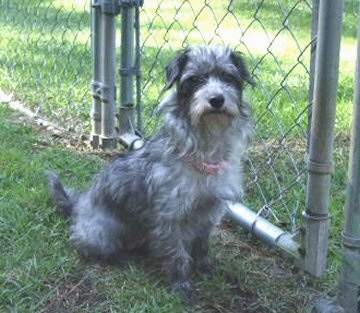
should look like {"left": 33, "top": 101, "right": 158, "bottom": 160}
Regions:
{"left": 0, "top": 0, "right": 92, "bottom": 131}
{"left": 140, "top": 0, "right": 313, "bottom": 232}
{"left": 0, "top": 0, "right": 314, "bottom": 232}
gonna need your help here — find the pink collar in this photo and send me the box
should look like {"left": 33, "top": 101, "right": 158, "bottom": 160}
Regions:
{"left": 182, "top": 152, "right": 228, "bottom": 175}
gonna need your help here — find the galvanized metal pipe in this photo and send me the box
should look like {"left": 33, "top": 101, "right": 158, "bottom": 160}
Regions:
{"left": 119, "top": 4, "right": 136, "bottom": 135}
{"left": 304, "top": 0, "right": 344, "bottom": 277}
{"left": 340, "top": 3, "right": 360, "bottom": 311}
{"left": 307, "top": 0, "right": 319, "bottom": 152}
{"left": 227, "top": 202, "right": 301, "bottom": 259}
{"left": 135, "top": 3, "right": 143, "bottom": 133}
{"left": 99, "top": 9, "right": 117, "bottom": 149}
{"left": 90, "top": 1, "right": 102, "bottom": 148}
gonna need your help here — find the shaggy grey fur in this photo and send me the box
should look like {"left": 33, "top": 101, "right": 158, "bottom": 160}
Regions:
{"left": 46, "top": 45, "right": 254, "bottom": 301}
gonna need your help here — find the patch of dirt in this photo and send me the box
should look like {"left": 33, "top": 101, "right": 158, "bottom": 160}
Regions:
{"left": 40, "top": 270, "right": 110, "bottom": 313}
{"left": 1, "top": 91, "right": 123, "bottom": 160}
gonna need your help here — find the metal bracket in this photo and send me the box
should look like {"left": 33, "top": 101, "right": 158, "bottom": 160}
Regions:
{"left": 119, "top": 67, "right": 141, "bottom": 76}
{"left": 307, "top": 159, "right": 333, "bottom": 174}
{"left": 94, "top": 83, "right": 116, "bottom": 104}
{"left": 100, "top": 135, "right": 118, "bottom": 149}
{"left": 303, "top": 210, "right": 331, "bottom": 221}
{"left": 90, "top": 81, "right": 102, "bottom": 99}
{"left": 119, "top": 132, "right": 144, "bottom": 150}
{"left": 342, "top": 231, "right": 360, "bottom": 249}
{"left": 119, "top": 0, "right": 144, "bottom": 8}
{"left": 92, "top": 0, "right": 121, "bottom": 14}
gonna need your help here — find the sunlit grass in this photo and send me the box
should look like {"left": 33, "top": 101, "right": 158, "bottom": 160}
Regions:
{"left": 0, "top": 1, "right": 359, "bottom": 311}
{"left": 51, "top": 0, "right": 90, "bottom": 12}
{"left": 0, "top": 0, "right": 356, "bottom": 137}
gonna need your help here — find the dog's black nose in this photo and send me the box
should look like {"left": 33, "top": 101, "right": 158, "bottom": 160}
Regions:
{"left": 209, "top": 94, "right": 225, "bottom": 109}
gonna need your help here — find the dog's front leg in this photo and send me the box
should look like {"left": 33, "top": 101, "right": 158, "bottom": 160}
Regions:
{"left": 191, "top": 227, "right": 215, "bottom": 275}
{"left": 149, "top": 230, "right": 195, "bottom": 301}
{"left": 165, "top": 244, "right": 195, "bottom": 301}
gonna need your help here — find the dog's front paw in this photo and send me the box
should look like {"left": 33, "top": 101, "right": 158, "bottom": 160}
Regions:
{"left": 195, "top": 257, "right": 217, "bottom": 277}
{"left": 172, "top": 280, "right": 196, "bottom": 302}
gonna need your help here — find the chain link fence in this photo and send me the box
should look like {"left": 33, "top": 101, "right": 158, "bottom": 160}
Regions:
{"left": 2, "top": 0, "right": 360, "bottom": 310}
{"left": 0, "top": 0, "right": 92, "bottom": 131}
{"left": 140, "top": 0, "right": 313, "bottom": 234}
{"left": 0, "top": 0, "right": 312, "bottom": 231}
{"left": 0, "top": 0, "right": 354, "bottom": 263}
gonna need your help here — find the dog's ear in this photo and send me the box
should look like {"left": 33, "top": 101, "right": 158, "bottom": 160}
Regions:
{"left": 230, "top": 51, "right": 256, "bottom": 87}
{"left": 164, "top": 49, "right": 189, "bottom": 90}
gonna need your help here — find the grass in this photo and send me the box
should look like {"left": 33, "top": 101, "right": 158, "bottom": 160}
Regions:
{"left": 0, "top": 103, "right": 332, "bottom": 312}
{"left": 0, "top": 0, "right": 92, "bottom": 131}
{"left": 0, "top": 0, "right": 357, "bottom": 311}
{"left": 0, "top": 0, "right": 356, "bottom": 135}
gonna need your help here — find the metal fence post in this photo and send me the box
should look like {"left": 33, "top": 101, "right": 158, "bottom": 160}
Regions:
{"left": 90, "top": 0, "right": 119, "bottom": 149}
{"left": 118, "top": 0, "right": 144, "bottom": 150}
{"left": 100, "top": 0, "right": 119, "bottom": 149}
{"left": 339, "top": 3, "right": 360, "bottom": 311}
{"left": 90, "top": 1, "right": 102, "bottom": 148}
{"left": 119, "top": 2, "right": 135, "bottom": 135}
{"left": 135, "top": 3, "right": 143, "bottom": 134}
{"left": 304, "top": 0, "right": 344, "bottom": 277}
{"left": 307, "top": 0, "right": 319, "bottom": 153}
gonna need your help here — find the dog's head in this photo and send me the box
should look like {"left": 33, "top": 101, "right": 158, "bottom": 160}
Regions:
{"left": 164, "top": 45, "right": 254, "bottom": 128}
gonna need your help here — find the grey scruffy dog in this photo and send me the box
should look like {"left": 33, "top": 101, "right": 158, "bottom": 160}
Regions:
{"left": 46, "top": 45, "right": 254, "bottom": 301}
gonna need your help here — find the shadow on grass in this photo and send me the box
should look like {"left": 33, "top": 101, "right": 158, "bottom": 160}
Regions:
{"left": 0, "top": 104, "right": 324, "bottom": 313}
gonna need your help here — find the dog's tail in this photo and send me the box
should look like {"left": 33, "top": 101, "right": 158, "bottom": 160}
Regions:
{"left": 45, "top": 171, "right": 73, "bottom": 218}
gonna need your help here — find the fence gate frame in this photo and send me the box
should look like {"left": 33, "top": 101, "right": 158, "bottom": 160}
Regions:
{"left": 304, "top": 0, "right": 344, "bottom": 277}
{"left": 89, "top": 0, "right": 360, "bottom": 311}
{"left": 340, "top": 2, "right": 360, "bottom": 312}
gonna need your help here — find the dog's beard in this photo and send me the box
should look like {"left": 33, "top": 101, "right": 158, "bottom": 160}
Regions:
{"left": 190, "top": 99, "right": 238, "bottom": 134}
{"left": 199, "top": 112, "right": 234, "bottom": 134}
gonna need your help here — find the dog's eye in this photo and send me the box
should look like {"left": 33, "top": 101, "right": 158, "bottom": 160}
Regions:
{"left": 185, "top": 75, "right": 208, "bottom": 86}
{"left": 222, "top": 73, "right": 240, "bottom": 84}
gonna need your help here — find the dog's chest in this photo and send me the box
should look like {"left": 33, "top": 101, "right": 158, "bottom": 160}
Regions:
{"left": 156, "top": 161, "right": 241, "bottom": 205}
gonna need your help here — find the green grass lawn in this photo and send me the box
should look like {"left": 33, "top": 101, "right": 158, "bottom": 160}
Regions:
{"left": 0, "top": 103, "right": 344, "bottom": 312}
{"left": 0, "top": 0, "right": 356, "bottom": 136}
{"left": 0, "top": 0, "right": 357, "bottom": 311}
